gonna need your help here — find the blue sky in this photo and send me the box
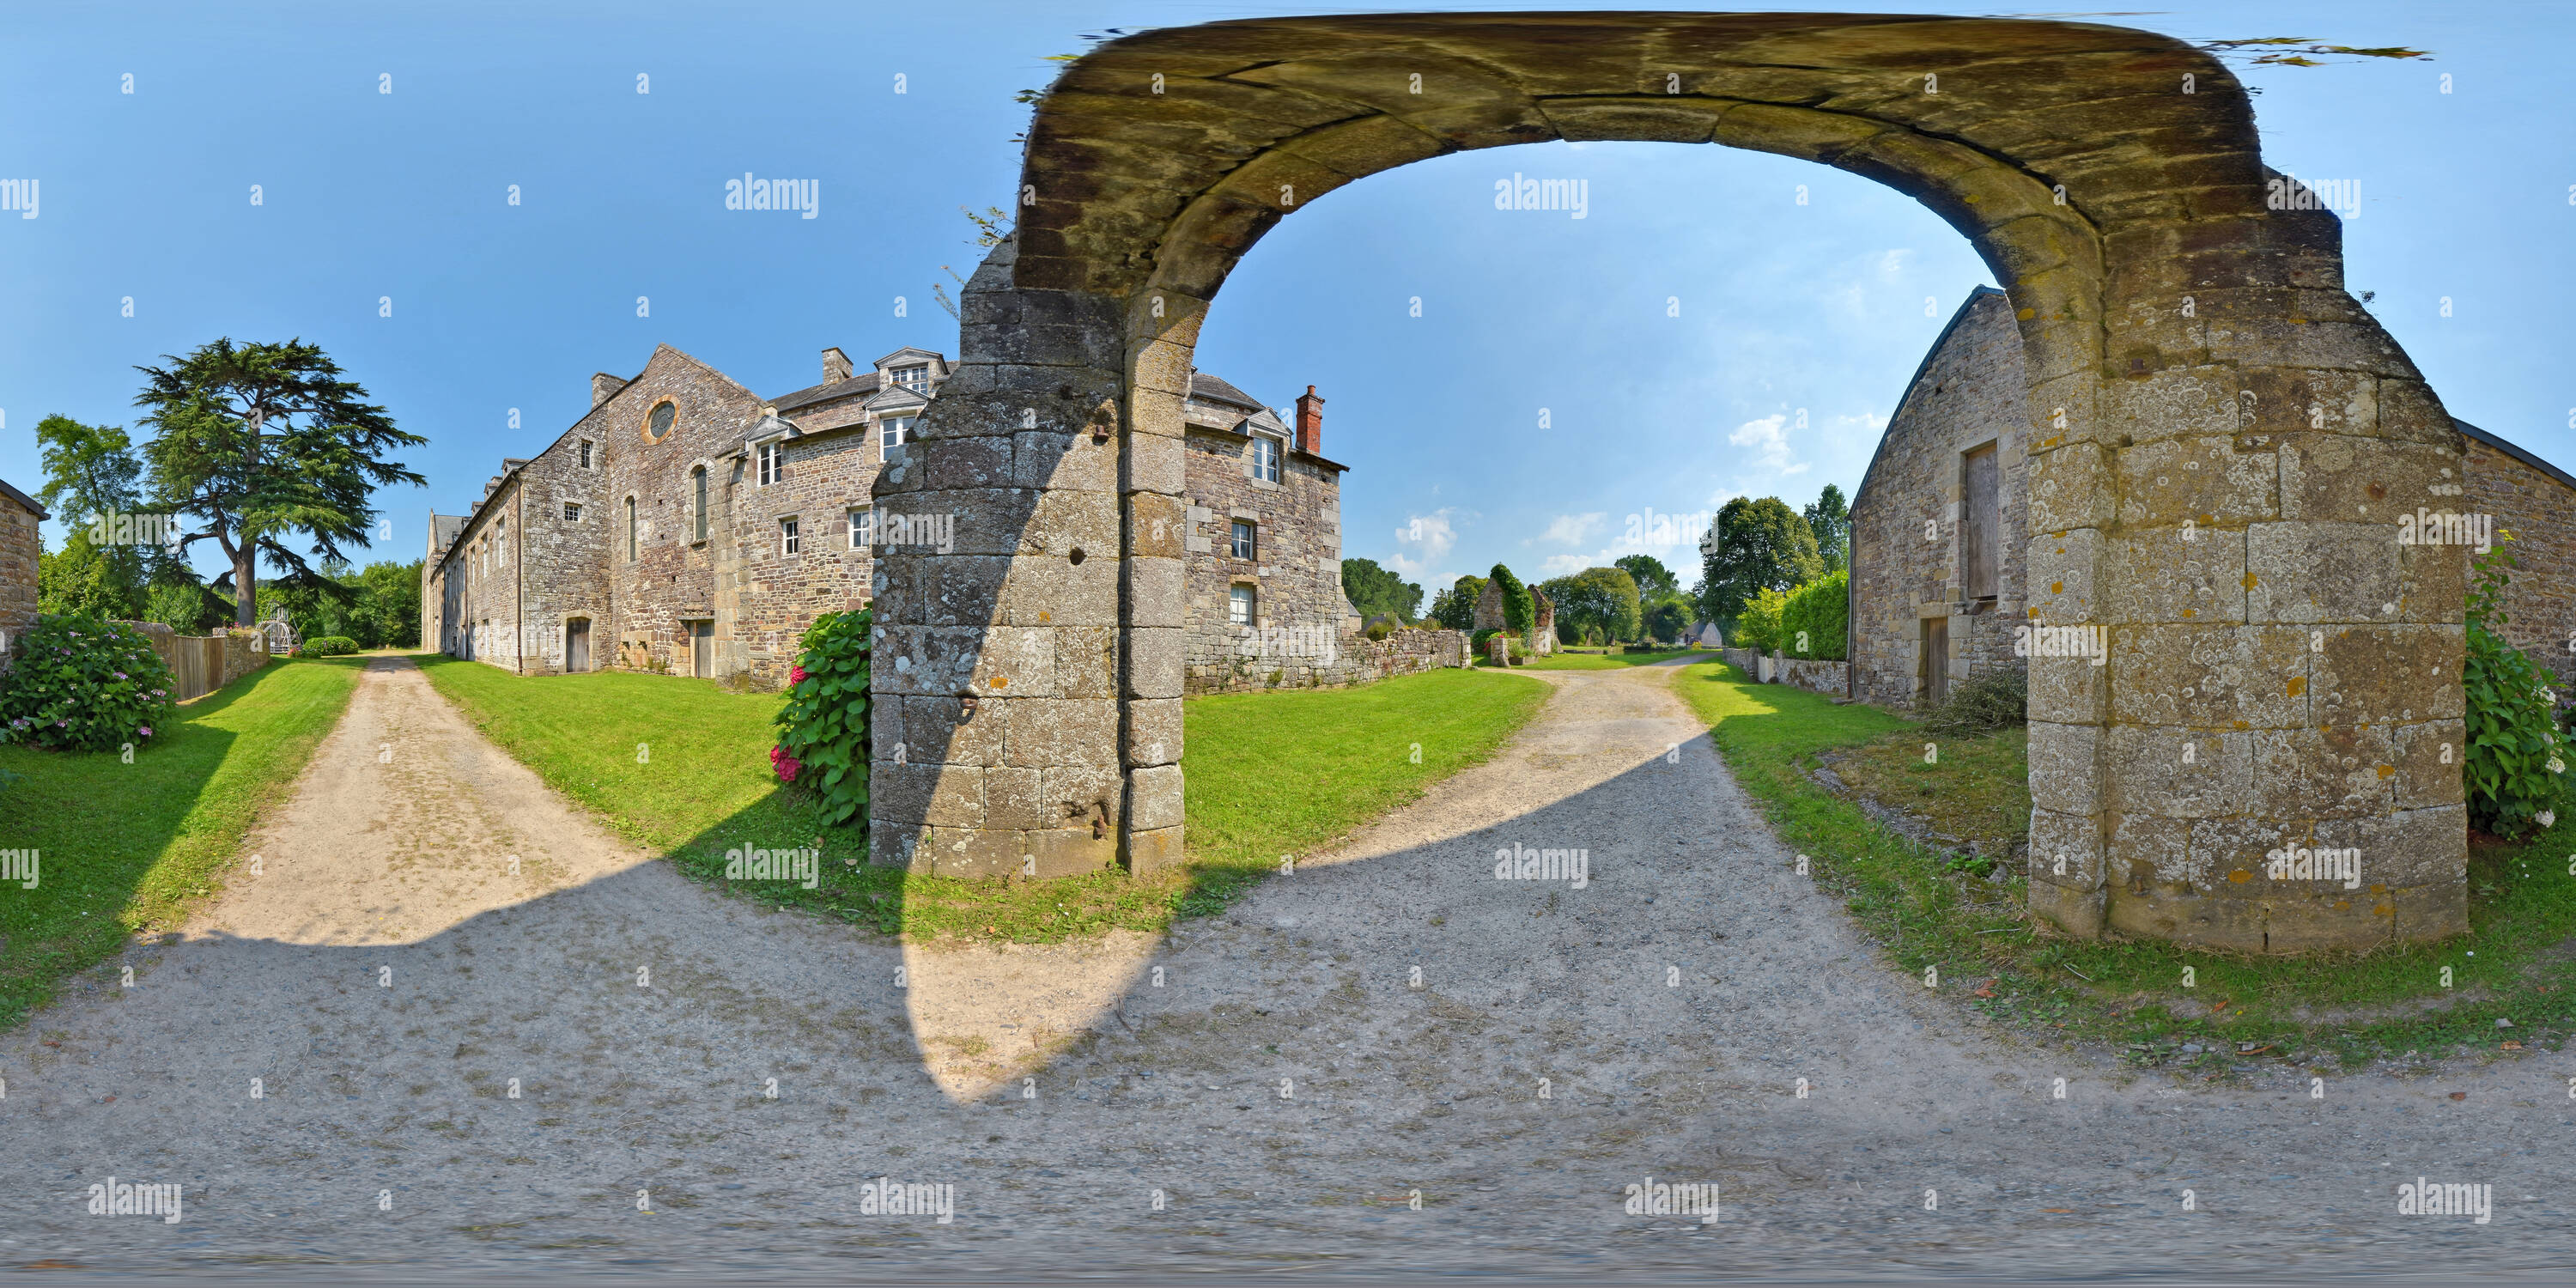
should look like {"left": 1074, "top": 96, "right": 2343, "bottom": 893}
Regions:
{"left": 3, "top": 0, "right": 2568, "bottom": 601}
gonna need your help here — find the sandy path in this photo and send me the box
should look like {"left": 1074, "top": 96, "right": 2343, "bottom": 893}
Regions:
{"left": 1, "top": 656, "right": 2568, "bottom": 1279}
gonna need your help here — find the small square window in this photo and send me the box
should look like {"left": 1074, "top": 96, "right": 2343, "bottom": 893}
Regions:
{"left": 879, "top": 415, "right": 917, "bottom": 461}
{"left": 758, "top": 441, "right": 782, "bottom": 487}
{"left": 1230, "top": 519, "right": 1255, "bottom": 560}
{"left": 1251, "top": 436, "right": 1281, "bottom": 483}
{"left": 1229, "top": 583, "right": 1255, "bottom": 626}
{"left": 781, "top": 517, "right": 800, "bottom": 556}
{"left": 563, "top": 501, "right": 581, "bottom": 522}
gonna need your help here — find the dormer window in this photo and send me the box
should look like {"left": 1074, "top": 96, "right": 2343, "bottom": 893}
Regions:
{"left": 879, "top": 414, "right": 917, "bottom": 461}
{"left": 1250, "top": 435, "right": 1281, "bottom": 484}
{"left": 891, "top": 364, "right": 929, "bottom": 392}
{"left": 758, "top": 441, "right": 783, "bottom": 487}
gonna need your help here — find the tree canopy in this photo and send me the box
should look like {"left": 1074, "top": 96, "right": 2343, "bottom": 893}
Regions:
{"left": 1803, "top": 483, "right": 1850, "bottom": 574}
{"left": 135, "top": 337, "right": 424, "bottom": 625}
{"left": 1429, "top": 574, "right": 1485, "bottom": 630}
{"left": 1698, "top": 496, "right": 1822, "bottom": 628}
{"left": 1340, "top": 556, "right": 1422, "bottom": 625}
{"left": 1541, "top": 567, "right": 1643, "bottom": 644}
{"left": 1613, "top": 553, "right": 1678, "bottom": 604}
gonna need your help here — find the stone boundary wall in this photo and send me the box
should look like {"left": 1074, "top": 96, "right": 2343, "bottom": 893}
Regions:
{"left": 1720, "top": 647, "right": 1764, "bottom": 677}
{"left": 1777, "top": 657, "right": 1850, "bottom": 697}
{"left": 2464, "top": 433, "right": 2576, "bottom": 697}
{"left": 1184, "top": 626, "right": 1467, "bottom": 695}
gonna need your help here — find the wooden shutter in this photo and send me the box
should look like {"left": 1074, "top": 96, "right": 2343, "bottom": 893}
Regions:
{"left": 1963, "top": 444, "right": 2000, "bottom": 600}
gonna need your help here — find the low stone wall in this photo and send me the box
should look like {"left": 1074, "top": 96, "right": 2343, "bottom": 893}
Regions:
{"left": 1777, "top": 656, "right": 1849, "bottom": 697}
{"left": 1184, "top": 626, "right": 1468, "bottom": 695}
{"left": 1721, "top": 647, "right": 1764, "bottom": 677}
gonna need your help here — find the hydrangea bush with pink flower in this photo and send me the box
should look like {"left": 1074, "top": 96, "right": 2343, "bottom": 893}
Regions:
{"left": 771, "top": 608, "right": 869, "bottom": 827}
{"left": 0, "top": 613, "right": 180, "bottom": 752}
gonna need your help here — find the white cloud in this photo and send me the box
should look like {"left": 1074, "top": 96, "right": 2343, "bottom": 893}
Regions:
{"left": 1728, "top": 413, "right": 1805, "bottom": 474}
{"left": 1388, "top": 507, "right": 1463, "bottom": 586}
{"left": 1536, "top": 512, "right": 1607, "bottom": 546}
{"left": 1880, "top": 248, "right": 1916, "bottom": 276}
{"left": 1539, "top": 552, "right": 1595, "bottom": 577}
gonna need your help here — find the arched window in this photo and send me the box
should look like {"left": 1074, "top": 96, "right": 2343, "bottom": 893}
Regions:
{"left": 692, "top": 466, "right": 708, "bottom": 542}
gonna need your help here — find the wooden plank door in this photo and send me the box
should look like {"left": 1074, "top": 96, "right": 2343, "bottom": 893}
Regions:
{"left": 691, "top": 621, "right": 713, "bottom": 677}
{"left": 567, "top": 619, "right": 590, "bottom": 673}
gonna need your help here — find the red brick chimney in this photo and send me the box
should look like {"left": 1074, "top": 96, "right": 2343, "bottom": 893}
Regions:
{"left": 1294, "top": 385, "right": 1324, "bottom": 455}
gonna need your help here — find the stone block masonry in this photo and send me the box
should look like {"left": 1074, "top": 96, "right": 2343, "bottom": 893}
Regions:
{"left": 892, "top": 10, "right": 2484, "bottom": 957}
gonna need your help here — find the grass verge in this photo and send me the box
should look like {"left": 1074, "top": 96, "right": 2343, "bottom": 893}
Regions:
{"left": 1671, "top": 658, "right": 2576, "bottom": 1075}
{"left": 0, "top": 656, "right": 365, "bottom": 1028}
{"left": 417, "top": 656, "right": 1548, "bottom": 945}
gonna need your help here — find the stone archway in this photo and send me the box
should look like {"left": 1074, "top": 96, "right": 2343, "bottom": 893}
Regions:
{"left": 870, "top": 12, "right": 2469, "bottom": 954}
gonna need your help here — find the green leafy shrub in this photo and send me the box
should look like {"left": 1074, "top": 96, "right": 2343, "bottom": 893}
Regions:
{"left": 773, "top": 608, "right": 871, "bottom": 828}
{"left": 1489, "top": 563, "right": 1535, "bottom": 645}
{"left": 0, "top": 613, "right": 179, "bottom": 751}
{"left": 297, "top": 635, "right": 358, "bottom": 657}
{"left": 1922, "top": 663, "right": 2028, "bottom": 738}
{"left": 2464, "top": 538, "right": 2569, "bottom": 837}
{"left": 1732, "top": 586, "right": 1791, "bottom": 653}
{"left": 1778, "top": 570, "right": 1850, "bottom": 660}
{"left": 1364, "top": 613, "right": 1400, "bottom": 641}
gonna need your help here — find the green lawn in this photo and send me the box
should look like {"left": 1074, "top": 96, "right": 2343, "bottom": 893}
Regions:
{"left": 1516, "top": 648, "right": 1695, "bottom": 671}
{"left": 0, "top": 655, "right": 365, "bottom": 1029}
{"left": 1671, "top": 659, "right": 2576, "bottom": 1071}
{"left": 417, "top": 657, "right": 1550, "bottom": 944}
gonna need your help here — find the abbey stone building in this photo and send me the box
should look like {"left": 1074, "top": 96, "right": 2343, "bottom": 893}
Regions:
{"left": 1848, "top": 285, "right": 2576, "bottom": 708}
{"left": 424, "top": 344, "right": 1361, "bottom": 689}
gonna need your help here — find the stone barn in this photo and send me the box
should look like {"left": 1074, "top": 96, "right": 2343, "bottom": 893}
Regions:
{"left": 428, "top": 343, "right": 1431, "bottom": 693}
{"left": 1850, "top": 287, "right": 2576, "bottom": 711}
{"left": 0, "top": 477, "right": 46, "bottom": 654}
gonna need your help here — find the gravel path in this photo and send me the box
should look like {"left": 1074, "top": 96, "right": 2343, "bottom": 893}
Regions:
{"left": 3, "top": 654, "right": 2568, "bottom": 1280}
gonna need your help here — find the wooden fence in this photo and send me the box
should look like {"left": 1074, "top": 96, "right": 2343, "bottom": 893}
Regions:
{"left": 122, "top": 622, "right": 274, "bottom": 702}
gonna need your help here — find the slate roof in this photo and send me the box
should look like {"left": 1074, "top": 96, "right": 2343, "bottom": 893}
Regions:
{"left": 2456, "top": 417, "right": 2576, "bottom": 494}
{"left": 1188, "top": 372, "right": 1267, "bottom": 412}
{"left": 771, "top": 371, "right": 882, "bottom": 414}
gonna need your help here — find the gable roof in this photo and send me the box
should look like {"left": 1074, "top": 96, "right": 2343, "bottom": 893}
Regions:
{"left": 2458, "top": 417, "right": 2576, "bottom": 493}
{"left": 0, "top": 476, "right": 47, "bottom": 521}
{"left": 874, "top": 347, "right": 944, "bottom": 368}
{"left": 1852, "top": 285, "right": 2013, "bottom": 514}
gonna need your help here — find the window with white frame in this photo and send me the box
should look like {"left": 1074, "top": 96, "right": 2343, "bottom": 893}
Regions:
{"left": 879, "top": 414, "right": 917, "bottom": 460}
{"left": 848, "top": 507, "right": 867, "bottom": 550}
{"left": 1229, "top": 584, "right": 1256, "bottom": 625}
{"left": 579, "top": 439, "right": 593, "bottom": 469}
{"left": 781, "top": 517, "right": 800, "bottom": 556}
{"left": 1250, "top": 435, "right": 1281, "bottom": 483}
{"left": 891, "top": 364, "right": 929, "bottom": 392}
{"left": 1230, "top": 519, "right": 1255, "bottom": 560}
{"left": 562, "top": 501, "right": 581, "bottom": 522}
{"left": 758, "top": 440, "right": 782, "bottom": 486}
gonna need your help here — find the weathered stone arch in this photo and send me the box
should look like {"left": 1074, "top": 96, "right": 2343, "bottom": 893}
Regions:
{"left": 872, "top": 13, "right": 2467, "bottom": 953}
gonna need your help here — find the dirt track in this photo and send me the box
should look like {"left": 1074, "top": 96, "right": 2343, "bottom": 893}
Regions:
{"left": 3, "top": 654, "right": 2569, "bottom": 1280}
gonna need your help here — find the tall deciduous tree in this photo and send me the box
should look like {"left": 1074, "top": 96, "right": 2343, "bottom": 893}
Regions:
{"left": 33, "top": 415, "right": 151, "bottom": 620}
{"left": 1613, "top": 553, "right": 1678, "bottom": 604}
{"left": 1698, "top": 496, "right": 1822, "bottom": 629}
{"left": 1803, "top": 483, "right": 1851, "bottom": 574}
{"left": 134, "top": 339, "right": 423, "bottom": 626}
{"left": 1340, "top": 556, "right": 1423, "bottom": 625}
{"left": 1540, "top": 567, "right": 1643, "bottom": 643}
